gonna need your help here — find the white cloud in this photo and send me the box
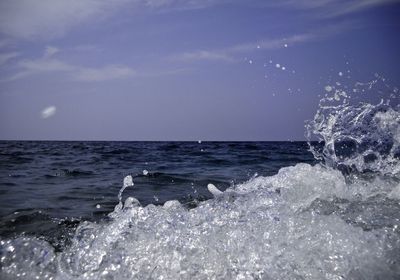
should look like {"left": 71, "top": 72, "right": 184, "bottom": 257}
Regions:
{"left": 0, "top": 0, "right": 224, "bottom": 40}
{"left": 2, "top": 58, "right": 75, "bottom": 82}
{"left": 0, "top": 0, "right": 127, "bottom": 39}
{"left": 228, "top": 34, "right": 314, "bottom": 53}
{"left": 19, "top": 58, "right": 74, "bottom": 72}
{"left": 0, "top": 52, "right": 19, "bottom": 65}
{"left": 0, "top": 0, "right": 396, "bottom": 40}
{"left": 268, "top": 0, "right": 400, "bottom": 18}
{"left": 71, "top": 45, "right": 102, "bottom": 52}
{"left": 74, "top": 65, "right": 136, "bottom": 81}
{"left": 142, "top": 0, "right": 223, "bottom": 10}
{"left": 322, "top": 0, "right": 400, "bottom": 17}
{"left": 41, "top": 106, "right": 56, "bottom": 119}
{"left": 43, "top": 46, "right": 60, "bottom": 58}
{"left": 172, "top": 19, "right": 364, "bottom": 64}
{"left": 172, "top": 33, "right": 314, "bottom": 63}
{"left": 2, "top": 47, "right": 136, "bottom": 82}
{"left": 173, "top": 50, "right": 235, "bottom": 62}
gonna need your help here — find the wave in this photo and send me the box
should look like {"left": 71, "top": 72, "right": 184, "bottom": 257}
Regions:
{"left": 1, "top": 163, "right": 399, "bottom": 279}
{"left": 1, "top": 76, "right": 399, "bottom": 279}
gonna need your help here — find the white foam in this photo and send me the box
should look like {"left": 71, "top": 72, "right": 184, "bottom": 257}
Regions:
{"left": 2, "top": 164, "right": 399, "bottom": 279}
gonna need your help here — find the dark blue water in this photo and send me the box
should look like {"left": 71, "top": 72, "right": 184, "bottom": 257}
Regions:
{"left": 0, "top": 141, "right": 315, "bottom": 246}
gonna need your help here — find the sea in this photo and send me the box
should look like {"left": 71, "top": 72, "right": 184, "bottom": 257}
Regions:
{"left": 0, "top": 77, "right": 399, "bottom": 279}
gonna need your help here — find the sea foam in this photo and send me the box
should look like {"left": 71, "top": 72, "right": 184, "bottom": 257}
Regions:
{"left": 1, "top": 162, "right": 400, "bottom": 279}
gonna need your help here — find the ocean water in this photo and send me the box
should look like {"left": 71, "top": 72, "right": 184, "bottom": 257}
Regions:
{"left": 0, "top": 141, "right": 314, "bottom": 246}
{"left": 1, "top": 77, "right": 400, "bottom": 279}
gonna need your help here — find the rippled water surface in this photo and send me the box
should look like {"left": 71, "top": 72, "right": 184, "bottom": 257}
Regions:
{"left": 0, "top": 141, "right": 314, "bottom": 247}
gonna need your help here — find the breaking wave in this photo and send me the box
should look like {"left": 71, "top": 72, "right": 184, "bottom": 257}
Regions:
{"left": 1, "top": 77, "right": 400, "bottom": 279}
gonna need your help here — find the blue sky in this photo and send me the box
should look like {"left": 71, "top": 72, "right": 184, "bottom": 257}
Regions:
{"left": 0, "top": 0, "right": 399, "bottom": 140}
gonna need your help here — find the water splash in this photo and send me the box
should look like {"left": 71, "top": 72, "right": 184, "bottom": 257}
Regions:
{"left": 306, "top": 75, "right": 400, "bottom": 176}
{"left": 113, "top": 175, "right": 134, "bottom": 213}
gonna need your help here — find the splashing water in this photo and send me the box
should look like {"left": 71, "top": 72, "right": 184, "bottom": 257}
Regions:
{"left": 1, "top": 77, "right": 400, "bottom": 279}
{"left": 306, "top": 75, "right": 400, "bottom": 176}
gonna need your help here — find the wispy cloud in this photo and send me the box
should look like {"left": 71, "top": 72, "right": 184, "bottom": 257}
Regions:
{"left": 0, "top": 0, "right": 224, "bottom": 40}
{"left": 4, "top": 58, "right": 74, "bottom": 82}
{"left": 228, "top": 34, "right": 314, "bottom": 53}
{"left": 71, "top": 44, "right": 102, "bottom": 53}
{"left": 172, "top": 33, "right": 314, "bottom": 63}
{"left": 2, "top": 47, "right": 136, "bottom": 82}
{"left": 1, "top": 0, "right": 397, "bottom": 40}
{"left": 0, "top": 52, "right": 19, "bottom": 65}
{"left": 0, "top": 0, "right": 128, "bottom": 40}
{"left": 267, "top": 0, "right": 400, "bottom": 18}
{"left": 322, "top": 0, "right": 400, "bottom": 17}
{"left": 171, "top": 16, "right": 366, "bottom": 64}
{"left": 172, "top": 50, "right": 236, "bottom": 62}
{"left": 43, "top": 46, "right": 60, "bottom": 58}
{"left": 142, "top": 0, "right": 225, "bottom": 11}
{"left": 74, "top": 65, "right": 135, "bottom": 81}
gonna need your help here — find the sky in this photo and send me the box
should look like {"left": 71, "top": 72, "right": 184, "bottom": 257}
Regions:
{"left": 0, "top": 0, "right": 399, "bottom": 141}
